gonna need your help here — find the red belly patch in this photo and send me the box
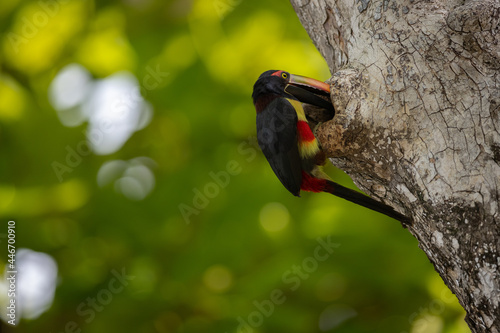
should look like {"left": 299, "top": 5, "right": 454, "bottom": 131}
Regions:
{"left": 300, "top": 171, "right": 327, "bottom": 193}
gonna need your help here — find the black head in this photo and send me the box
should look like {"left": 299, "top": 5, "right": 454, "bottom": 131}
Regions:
{"left": 252, "top": 70, "right": 291, "bottom": 103}
{"left": 252, "top": 70, "right": 334, "bottom": 113}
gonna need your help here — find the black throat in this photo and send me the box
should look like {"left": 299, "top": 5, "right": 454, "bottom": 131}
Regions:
{"left": 253, "top": 93, "right": 281, "bottom": 113}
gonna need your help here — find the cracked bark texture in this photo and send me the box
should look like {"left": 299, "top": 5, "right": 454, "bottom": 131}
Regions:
{"left": 290, "top": 0, "right": 500, "bottom": 331}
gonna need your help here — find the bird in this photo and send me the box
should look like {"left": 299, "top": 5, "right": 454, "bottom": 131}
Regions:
{"left": 252, "top": 70, "right": 410, "bottom": 224}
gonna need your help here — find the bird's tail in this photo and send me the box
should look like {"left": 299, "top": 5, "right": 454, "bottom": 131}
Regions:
{"left": 323, "top": 180, "right": 411, "bottom": 225}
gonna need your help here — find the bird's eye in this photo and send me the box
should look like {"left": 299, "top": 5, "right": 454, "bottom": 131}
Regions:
{"left": 282, "top": 72, "right": 288, "bottom": 79}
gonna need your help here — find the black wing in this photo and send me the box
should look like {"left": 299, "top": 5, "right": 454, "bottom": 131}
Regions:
{"left": 257, "top": 98, "right": 302, "bottom": 196}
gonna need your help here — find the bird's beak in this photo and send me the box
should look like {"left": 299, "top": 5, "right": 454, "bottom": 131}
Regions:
{"left": 285, "top": 74, "right": 334, "bottom": 113}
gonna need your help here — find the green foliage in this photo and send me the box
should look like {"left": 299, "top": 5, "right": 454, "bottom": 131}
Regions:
{"left": 0, "top": 0, "right": 468, "bottom": 332}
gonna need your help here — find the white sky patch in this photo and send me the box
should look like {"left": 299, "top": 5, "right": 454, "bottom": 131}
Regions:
{"left": 0, "top": 249, "right": 58, "bottom": 323}
{"left": 97, "top": 157, "right": 157, "bottom": 200}
{"left": 49, "top": 64, "right": 93, "bottom": 127}
{"left": 49, "top": 64, "right": 93, "bottom": 111}
{"left": 49, "top": 64, "right": 153, "bottom": 155}
{"left": 84, "top": 72, "right": 153, "bottom": 155}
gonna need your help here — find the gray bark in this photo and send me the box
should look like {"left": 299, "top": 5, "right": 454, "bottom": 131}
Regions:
{"left": 290, "top": 0, "right": 500, "bottom": 331}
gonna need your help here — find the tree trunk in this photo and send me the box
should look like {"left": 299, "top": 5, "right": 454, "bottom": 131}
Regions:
{"left": 289, "top": 0, "right": 500, "bottom": 331}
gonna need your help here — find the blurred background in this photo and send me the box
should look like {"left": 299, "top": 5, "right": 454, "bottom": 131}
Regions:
{"left": 0, "top": 0, "right": 469, "bottom": 332}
